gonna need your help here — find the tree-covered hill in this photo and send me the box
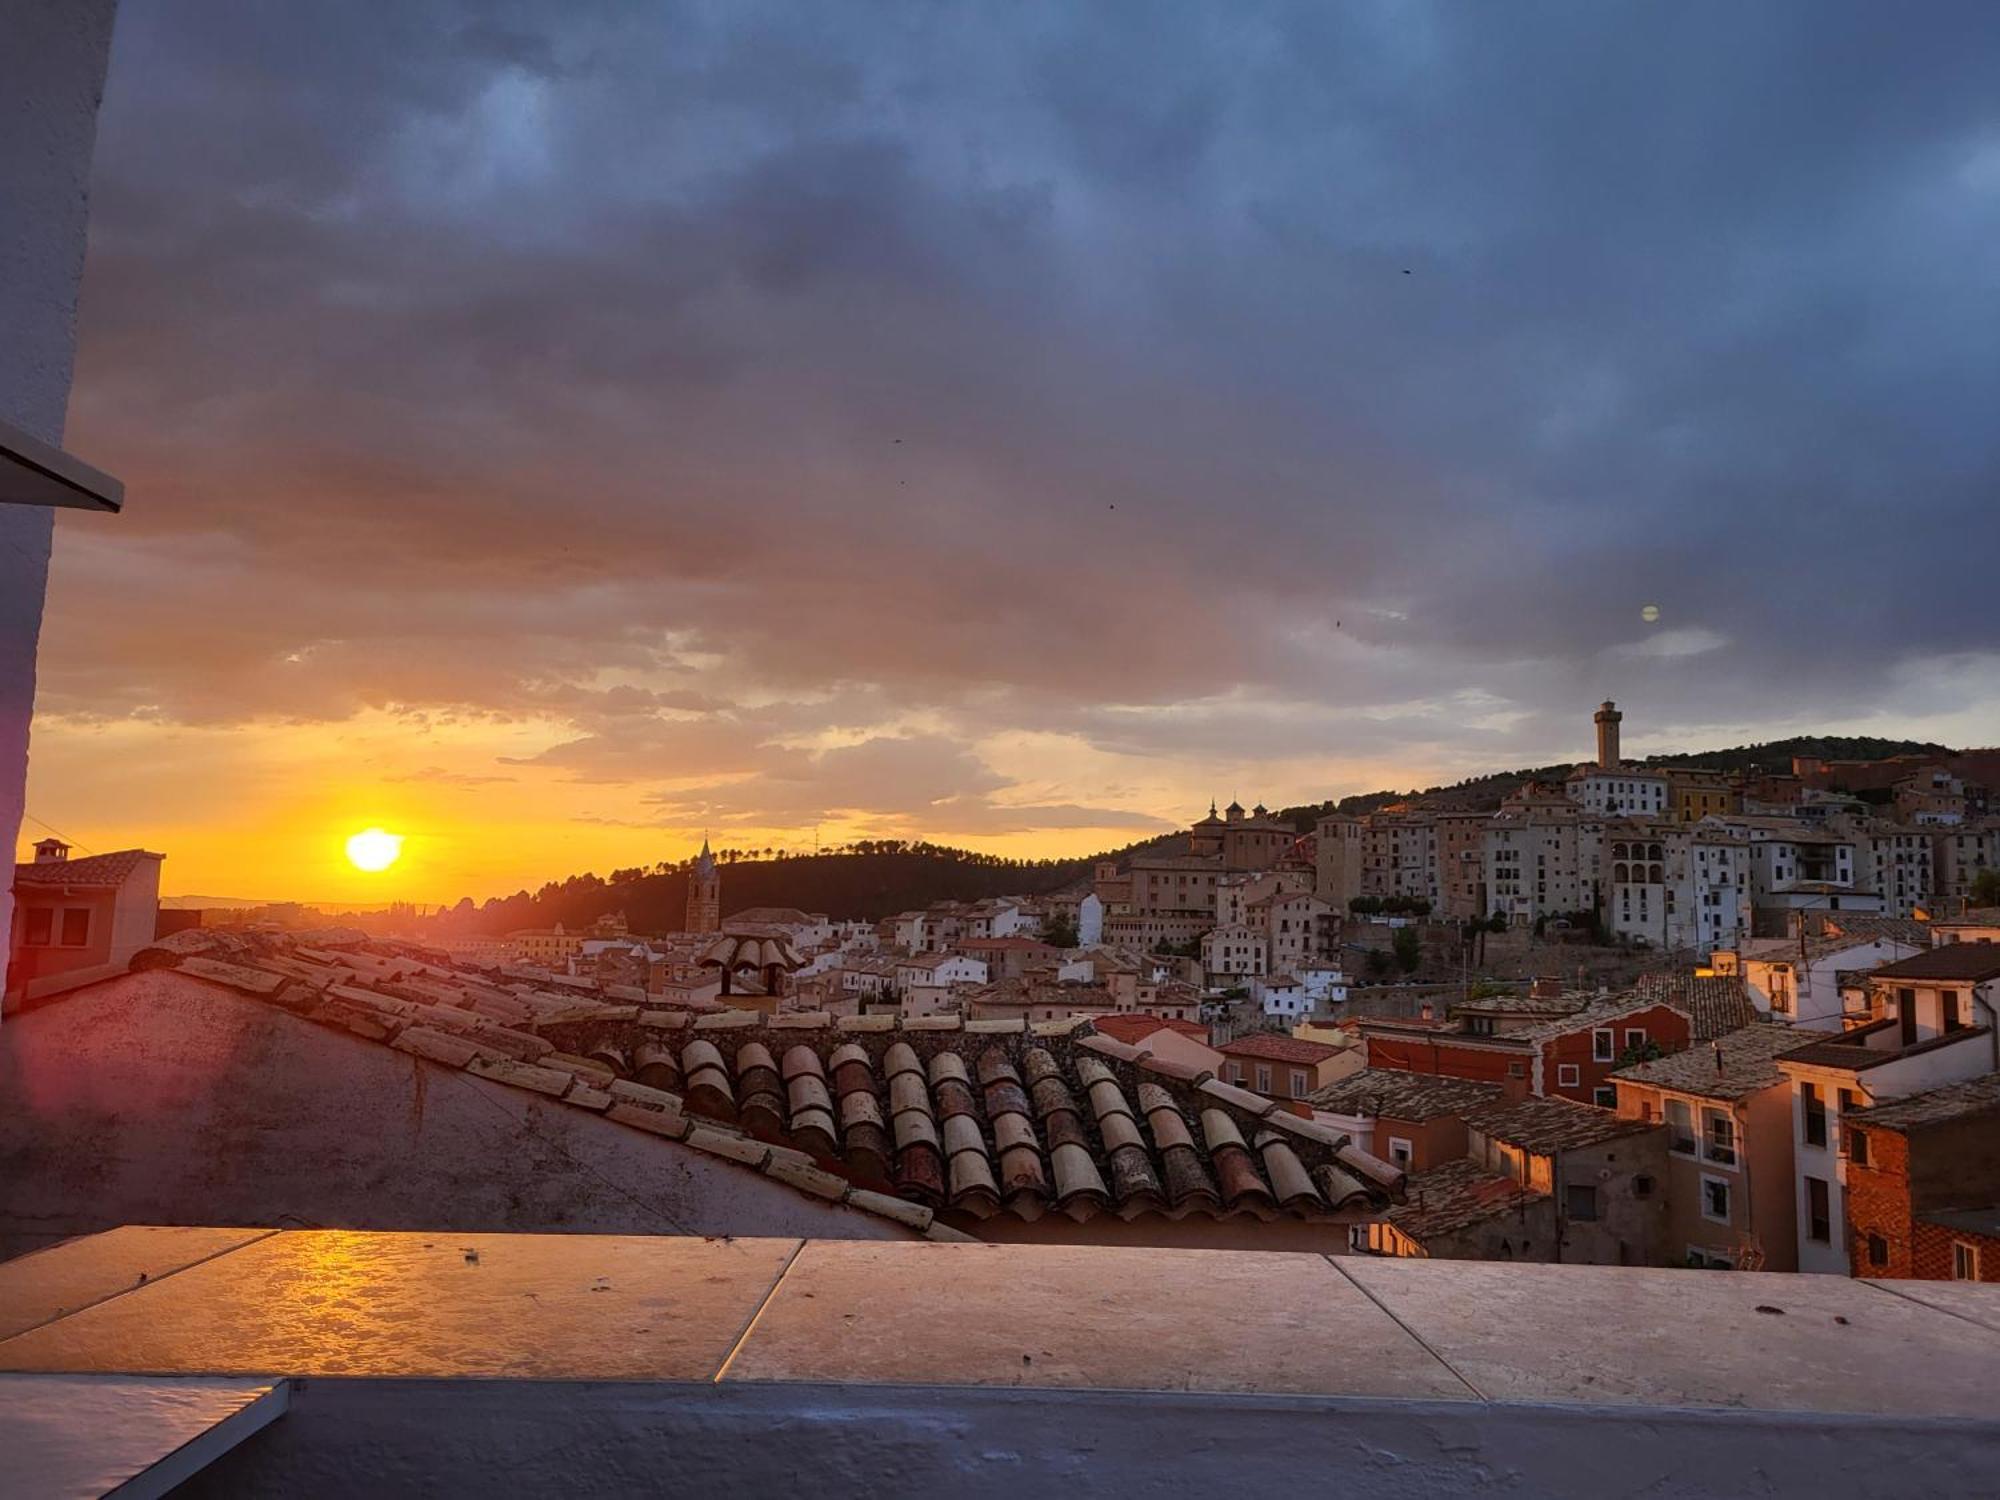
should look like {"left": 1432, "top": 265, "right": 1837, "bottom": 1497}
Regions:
{"left": 423, "top": 735, "right": 1956, "bottom": 933}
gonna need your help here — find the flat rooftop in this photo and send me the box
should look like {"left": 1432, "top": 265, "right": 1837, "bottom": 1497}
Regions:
{"left": 2, "top": 1228, "right": 1998, "bottom": 1496}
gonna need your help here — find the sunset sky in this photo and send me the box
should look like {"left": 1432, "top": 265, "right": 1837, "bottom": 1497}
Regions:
{"left": 24, "top": 2, "right": 2000, "bottom": 905}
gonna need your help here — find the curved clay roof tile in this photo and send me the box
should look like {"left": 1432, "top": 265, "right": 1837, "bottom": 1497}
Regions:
{"left": 927, "top": 1051, "right": 971, "bottom": 1088}
{"left": 1200, "top": 1108, "right": 1248, "bottom": 1154}
{"left": 781, "top": 1044, "right": 825, "bottom": 1082}
{"left": 887, "top": 1071, "right": 931, "bottom": 1118}
{"left": 1049, "top": 1141, "right": 1109, "bottom": 1209}
{"left": 1255, "top": 1132, "right": 1322, "bottom": 1208}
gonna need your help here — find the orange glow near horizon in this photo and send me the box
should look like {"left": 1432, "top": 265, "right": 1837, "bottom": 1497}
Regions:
{"left": 17, "top": 705, "right": 1460, "bottom": 908}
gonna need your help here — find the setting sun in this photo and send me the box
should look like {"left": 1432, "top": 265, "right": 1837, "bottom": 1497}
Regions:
{"left": 344, "top": 827, "right": 404, "bottom": 873}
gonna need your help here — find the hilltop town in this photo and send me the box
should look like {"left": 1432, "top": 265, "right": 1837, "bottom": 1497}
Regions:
{"left": 13, "top": 699, "right": 2000, "bottom": 1285}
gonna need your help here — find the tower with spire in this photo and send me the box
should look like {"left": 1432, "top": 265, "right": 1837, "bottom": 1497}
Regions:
{"left": 685, "top": 837, "right": 720, "bottom": 934}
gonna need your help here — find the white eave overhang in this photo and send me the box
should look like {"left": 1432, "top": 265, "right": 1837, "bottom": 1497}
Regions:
{"left": 0, "top": 417, "right": 122, "bottom": 513}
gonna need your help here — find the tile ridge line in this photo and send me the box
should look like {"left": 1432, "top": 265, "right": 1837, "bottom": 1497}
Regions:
{"left": 0, "top": 1228, "right": 280, "bottom": 1348}
{"left": 1319, "top": 1253, "right": 1489, "bottom": 1402}
{"left": 711, "top": 1239, "right": 806, "bottom": 1384}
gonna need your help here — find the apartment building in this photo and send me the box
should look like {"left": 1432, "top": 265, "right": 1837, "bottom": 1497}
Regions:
{"left": 1776, "top": 944, "right": 2000, "bottom": 1274}
{"left": 1483, "top": 801, "right": 1603, "bottom": 925}
{"left": 1843, "top": 1075, "right": 2000, "bottom": 1282}
{"left": 1612, "top": 1026, "right": 1805, "bottom": 1271}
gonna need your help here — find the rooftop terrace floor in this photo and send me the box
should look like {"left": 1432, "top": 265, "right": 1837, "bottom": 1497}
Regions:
{"left": 3, "top": 1227, "right": 1997, "bottom": 1496}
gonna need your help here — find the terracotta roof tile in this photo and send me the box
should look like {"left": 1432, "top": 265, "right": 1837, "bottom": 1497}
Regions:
{"left": 1847, "top": 1074, "right": 2000, "bottom": 1131}
{"left": 1384, "top": 1158, "right": 1546, "bottom": 1244}
{"left": 1610, "top": 1023, "right": 1806, "bottom": 1101}
{"left": 1216, "top": 1033, "right": 1344, "bottom": 1064}
{"left": 155, "top": 930, "right": 1404, "bottom": 1236}
{"left": 12, "top": 849, "right": 159, "bottom": 889}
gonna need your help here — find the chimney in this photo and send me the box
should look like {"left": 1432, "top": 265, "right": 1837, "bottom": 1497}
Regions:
{"left": 32, "top": 838, "right": 68, "bottom": 864}
{"left": 1594, "top": 701, "right": 1623, "bottom": 769}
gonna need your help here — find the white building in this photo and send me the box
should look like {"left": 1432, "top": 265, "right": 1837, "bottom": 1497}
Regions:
{"left": 1075, "top": 892, "right": 1104, "bottom": 946}
{"left": 1254, "top": 973, "right": 1310, "bottom": 1019}
{"left": 1201, "top": 923, "right": 1267, "bottom": 982}
{"left": 1566, "top": 766, "right": 1669, "bottom": 818}
{"left": 1846, "top": 823, "right": 1937, "bottom": 918}
{"left": 1483, "top": 803, "right": 1603, "bottom": 925}
{"left": 1775, "top": 944, "right": 2000, "bottom": 1274}
{"left": 1712, "top": 926, "right": 1927, "bottom": 1029}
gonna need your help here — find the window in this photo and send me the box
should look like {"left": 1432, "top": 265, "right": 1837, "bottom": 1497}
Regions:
{"left": 1387, "top": 1136, "right": 1413, "bottom": 1169}
{"left": 1254, "top": 1064, "right": 1272, "bottom": 1094}
{"left": 1229, "top": 1062, "right": 1245, "bottom": 1085}
{"left": 1943, "top": 989, "right": 1964, "bottom": 1033}
{"left": 1624, "top": 1027, "right": 1646, "bottom": 1051}
{"left": 1557, "top": 1063, "right": 1580, "bottom": 1088}
{"left": 1289, "top": 1069, "right": 1308, "bottom": 1100}
{"left": 1846, "top": 1126, "right": 1869, "bottom": 1166}
{"left": 1592, "top": 1029, "right": 1615, "bottom": 1062}
{"left": 58, "top": 908, "right": 91, "bottom": 946}
{"left": 1953, "top": 1241, "right": 1980, "bottom": 1281}
{"left": 1594, "top": 1087, "right": 1617, "bottom": 1108}
{"left": 23, "top": 907, "right": 53, "bottom": 947}
{"left": 1700, "top": 1175, "right": 1732, "bottom": 1224}
{"left": 1897, "top": 987, "right": 1918, "bottom": 1046}
{"left": 1665, "top": 1098, "right": 1696, "bottom": 1155}
{"left": 1565, "top": 1184, "right": 1599, "bottom": 1221}
{"left": 1702, "top": 1109, "right": 1737, "bottom": 1167}
{"left": 1507, "top": 1062, "right": 1525, "bottom": 1079}
{"left": 1867, "top": 1234, "right": 1888, "bottom": 1268}
{"left": 1632, "top": 1174, "right": 1655, "bottom": 1198}
{"left": 1806, "top": 1176, "right": 1831, "bottom": 1243}
{"left": 1802, "top": 1083, "right": 1826, "bottom": 1147}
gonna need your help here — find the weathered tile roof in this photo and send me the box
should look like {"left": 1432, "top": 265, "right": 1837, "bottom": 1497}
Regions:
{"left": 1632, "top": 972, "right": 1754, "bottom": 1041}
{"left": 1918, "top": 1205, "right": 2000, "bottom": 1237}
{"left": 1934, "top": 908, "right": 2000, "bottom": 929}
{"left": 1866, "top": 947, "right": 2000, "bottom": 982}
{"left": 1088, "top": 1013, "right": 1209, "bottom": 1046}
{"left": 1381, "top": 1158, "right": 1546, "bottom": 1245}
{"left": 1814, "top": 915, "right": 1933, "bottom": 948}
{"left": 1779, "top": 1017, "right": 1992, "bottom": 1073}
{"left": 1216, "top": 1033, "right": 1344, "bottom": 1065}
{"left": 1308, "top": 1070, "right": 1504, "bottom": 1122}
{"left": 1508, "top": 993, "right": 1686, "bottom": 1044}
{"left": 1465, "top": 1095, "right": 1657, "bottom": 1154}
{"left": 1610, "top": 1024, "right": 1808, "bottom": 1102}
{"left": 138, "top": 931, "right": 1403, "bottom": 1235}
{"left": 1451, "top": 992, "right": 1586, "bottom": 1019}
{"left": 1846, "top": 1074, "right": 2000, "bottom": 1132}
{"left": 13, "top": 849, "right": 160, "bottom": 889}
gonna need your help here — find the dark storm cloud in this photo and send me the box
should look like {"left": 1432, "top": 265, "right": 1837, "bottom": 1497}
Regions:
{"left": 45, "top": 0, "right": 2000, "bottom": 821}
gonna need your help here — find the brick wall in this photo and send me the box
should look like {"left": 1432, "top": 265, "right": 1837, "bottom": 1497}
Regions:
{"left": 1848, "top": 1111, "right": 2000, "bottom": 1280}
{"left": 1911, "top": 1222, "right": 2000, "bottom": 1282}
{"left": 1845, "top": 1128, "right": 1913, "bottom": 1278}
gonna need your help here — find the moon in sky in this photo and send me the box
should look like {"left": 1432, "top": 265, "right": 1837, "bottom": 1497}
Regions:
{"left": 1640, "top": 604, "right": 1661, "bottom": 623}
{"left": 345, "top": 827, "right": 404, "bottom": 872}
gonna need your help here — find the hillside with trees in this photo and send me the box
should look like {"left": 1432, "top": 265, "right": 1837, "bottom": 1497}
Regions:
{"left": 417, "top": 735, "right": 1957, "bottom": 933}
{"left": 425, "top": 841, "right": 1109, "bottom": 937}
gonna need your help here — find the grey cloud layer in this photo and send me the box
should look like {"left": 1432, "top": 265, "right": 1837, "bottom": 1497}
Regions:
{"left": 45, "top": 1, "right": 2000, "bottom": 823}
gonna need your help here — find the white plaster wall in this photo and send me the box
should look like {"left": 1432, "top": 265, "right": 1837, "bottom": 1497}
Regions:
{"left": 0, "top": 1, "right": 121, "bottom": 1001}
